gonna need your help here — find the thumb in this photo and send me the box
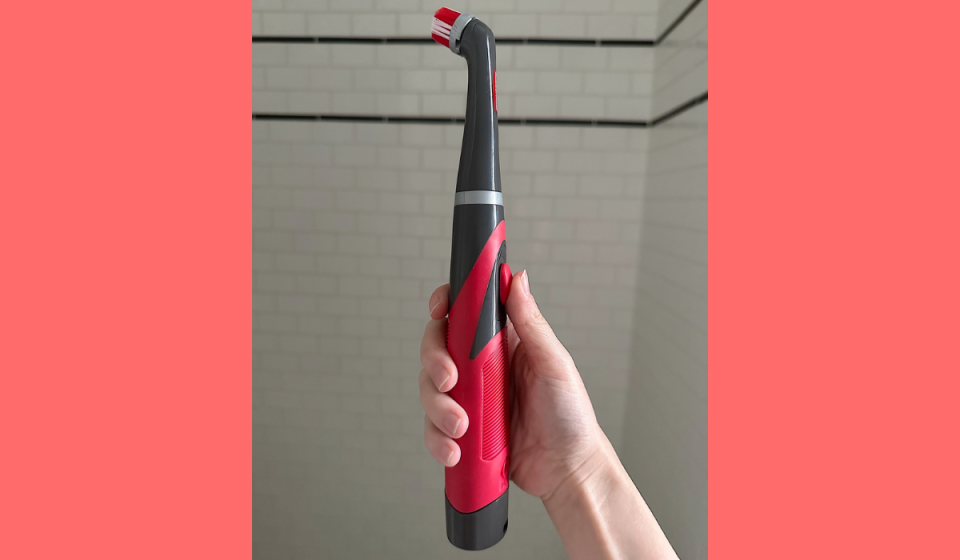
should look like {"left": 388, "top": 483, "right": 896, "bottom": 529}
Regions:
{"left": 505, "top": 270, "right": 571, "bottom": 370}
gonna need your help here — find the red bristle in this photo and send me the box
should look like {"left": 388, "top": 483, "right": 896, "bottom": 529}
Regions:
{"left": 432, "top": 33, "right": 450, "bottom": 47}
{"left": 434, "top": 7, "right": 460, "bottom": 26}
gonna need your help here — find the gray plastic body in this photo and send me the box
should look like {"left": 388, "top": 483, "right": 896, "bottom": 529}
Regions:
{"left": 454, "top": 19, "right": 501, "bottom": 194}
{"left": 445, "top": 16, "right": 509, "bottom": 552}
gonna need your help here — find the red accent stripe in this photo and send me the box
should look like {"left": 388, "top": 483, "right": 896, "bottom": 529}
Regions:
{"left": 447, "top": 220, "right": 506, "bottom": 359}
{"left": 493, "top": 70, "right": 497, "bottom": 113}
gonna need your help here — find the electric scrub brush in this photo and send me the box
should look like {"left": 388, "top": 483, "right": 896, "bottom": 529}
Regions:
{"left": 431, "top": 6, "right": 513, "bottom": 551}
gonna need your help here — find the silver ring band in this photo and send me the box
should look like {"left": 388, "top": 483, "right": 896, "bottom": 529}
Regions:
{"left": 449, "top": 13, "right": 475, "bottom": 55}
{"left": 454, "top": 191, "right": 503, "bottom": 206}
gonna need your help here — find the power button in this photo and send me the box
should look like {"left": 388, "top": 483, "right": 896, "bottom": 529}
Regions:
{"left": 499, "top": 263, "right": 512, "bottom": 304}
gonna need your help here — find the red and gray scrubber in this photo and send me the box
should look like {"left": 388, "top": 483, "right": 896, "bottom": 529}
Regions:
{"left": 432, "top": 6, "right": 513, "bottom": 551}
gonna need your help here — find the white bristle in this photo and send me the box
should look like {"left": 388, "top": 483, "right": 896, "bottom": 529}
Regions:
{"left": 431, "top": 18, "right": 452, "bottom": 38}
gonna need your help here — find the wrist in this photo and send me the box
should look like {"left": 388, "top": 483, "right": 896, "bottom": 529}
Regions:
{"left": 542, "top": 432, "right": 625, "bottom": 514}
{"left": 537, "top": 433, "right": 680, "bottom": 559}
{"left": 541, "top": 438, "right": 641, "bottom": 560}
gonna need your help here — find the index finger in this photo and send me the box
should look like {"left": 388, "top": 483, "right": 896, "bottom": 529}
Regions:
{"left": 427, "top": 284, "right": 451, "bottom": 320}
{"left": 420, "top": 318, "right": 457, "bottom": 392}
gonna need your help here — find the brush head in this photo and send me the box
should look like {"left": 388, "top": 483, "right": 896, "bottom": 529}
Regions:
{"left": 431, "top": 7, "right": 460, "bottom": 48}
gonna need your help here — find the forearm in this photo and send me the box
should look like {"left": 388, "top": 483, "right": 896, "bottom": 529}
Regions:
{"left": 543, "top": 438, "right": 679, "bottom": 560}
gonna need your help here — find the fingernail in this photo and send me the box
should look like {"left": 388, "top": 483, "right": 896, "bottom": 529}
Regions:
{"left": 436, "top": 374, "right": 450, "bottom": 392}
{"left": 521, "top": 271, "right": 531, "bottom": 296}
{"left": 446, "top": 448, "right": 457, "bottom": 466}
{"left": 447, "top": 417, "right": 462, "bottom": 437}
{"left": 429, "top": 297, "right": 440, "bottom": 316}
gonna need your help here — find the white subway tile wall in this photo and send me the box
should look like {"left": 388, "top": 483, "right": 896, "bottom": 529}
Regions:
{"left": 253, "top": 43, "right": 655, "bottom": 120}
{"left": 253, "top": 0, "right": 708, "bottom": 557}
{"left": 254, "top": 119, "right": 648, "bottom": 558}
{"left": 254, "top": 0, "right": 659, "bottom": 39}
{"left": 650, "top": 0, "right": 706, "bottom": 115}
{"left": 620, "top": 1, "right": 707, "bottom": 558}
{"left": 654, "top": 0, "right": 694, "bottom": 36}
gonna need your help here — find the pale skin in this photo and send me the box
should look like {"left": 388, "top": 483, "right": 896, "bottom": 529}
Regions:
{"left": 420, "top": 270, "right": 680, "bottom": 560}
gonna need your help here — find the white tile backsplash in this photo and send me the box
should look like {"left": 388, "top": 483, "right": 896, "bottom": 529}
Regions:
{"left": 253, "top": 0, "right": 708, "bottom": 558}
{"left": 257, "top": 42, "right": 656, "bottom": 119}
{"left": 619, "top": 3, "right": 707, "bottom": 560}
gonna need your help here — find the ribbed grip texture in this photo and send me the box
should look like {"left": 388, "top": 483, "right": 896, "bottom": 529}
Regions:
{"left": 480, "top": 337, "right": 509, "bottom": 460}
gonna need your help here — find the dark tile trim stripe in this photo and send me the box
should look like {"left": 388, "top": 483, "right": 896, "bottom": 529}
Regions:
{"left": 252, "top": 36, "right": 655, "bottom": 46}
{"left": 252, "top": 91, "right": 707, "bottom": 128}
{"left": 650, "top": 91, "right": 709, "bottom": 126}
{"left": 655, "top": 0, "right": 703, "bottom": 45}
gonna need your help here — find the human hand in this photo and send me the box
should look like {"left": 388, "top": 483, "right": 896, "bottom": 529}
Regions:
{"left": 419, "top": 270, "right": 610, "bottom": 501}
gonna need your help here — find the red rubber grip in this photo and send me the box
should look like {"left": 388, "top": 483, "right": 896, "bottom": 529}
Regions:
{"left": 446, "top": 220, "right": 510, "bottom": 514}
